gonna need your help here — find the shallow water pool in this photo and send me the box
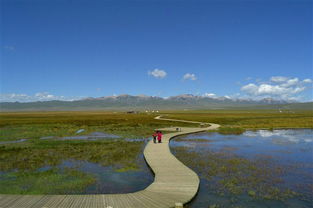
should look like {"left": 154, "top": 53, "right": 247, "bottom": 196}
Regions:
{"left": 58, "top": 155, "right": 154, "bottom": 194}
{"left": 170, "top": 129, "right": 313, "bottom": 208}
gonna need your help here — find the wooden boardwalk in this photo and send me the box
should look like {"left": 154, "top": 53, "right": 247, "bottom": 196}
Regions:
{"left": 0, "top": 116, "right": 220, "bottom": 208}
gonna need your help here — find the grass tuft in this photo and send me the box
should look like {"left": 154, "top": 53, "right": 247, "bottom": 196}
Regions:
{"left": 218, "top": 127, "right": 245, "bottom": 135}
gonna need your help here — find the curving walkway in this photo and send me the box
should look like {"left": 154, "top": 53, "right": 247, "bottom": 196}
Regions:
{"left": 0, "top": 116, "right": 220, "bottom": 208}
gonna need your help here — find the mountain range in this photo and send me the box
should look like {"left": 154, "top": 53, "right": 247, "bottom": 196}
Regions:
{"left": 0, "top": 94, "right": 312, "bottom": 111}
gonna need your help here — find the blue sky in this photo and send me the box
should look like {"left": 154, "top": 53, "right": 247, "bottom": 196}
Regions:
{"left": 1, "top": 0, "right": 312, "bottom": 102}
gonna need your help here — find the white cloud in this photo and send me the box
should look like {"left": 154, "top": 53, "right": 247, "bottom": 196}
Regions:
{"left": 4, "top": 93, "right": 30, "bottom": 101}
{"left": 303, "top": 79, "right": 312, "bottom": 83}
{"left": 183, "top": 73, "right": 197, "bottom": 81}
{"left": 258, "top": 84, "right": 287, "bottom": 94}
{"left": 270, "top": 76, "right": 288, "bottom": 83}
{"left": 35, "top": 92, "right": 56, "bottom": 100}
{"left": 241, "top": 76, "right": 312, "bottom": 100}
{"left": 280, "top": 78, "right": 299, "bottom": 87}
{"left": 0, "top": 92, "right": 83, "bottom": 102}
{"left": 148, "top": 69, "right": 167, "bottom": 79}
{"left": 241, "top": 83, "right": 258, "bottom": 94}
{"left": 203, "top": 93, "right": 216, "bottom": 98}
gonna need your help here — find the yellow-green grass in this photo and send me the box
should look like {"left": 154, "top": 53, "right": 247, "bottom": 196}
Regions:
{"left": 0, "top": 139, "right": 145, "bottom": 194}
{"left": 0, "top": 110, "right": 312, "bottom": 194}
{"left": 0, "top": 111, "right": 196, "bottom": 141}
{"left": 218, "top": 127, "right": 245, "bottom": 135}
{"left": 0, "top": 140, "right": 144, "bottom": 172}
{"left": 162, "top": 109, "right": 313, "bottom": 130}
{"left": 0, "top": 168, "right": 96, "bottom": 194}
{"left": 0, "top": 111, "right": 197, "bottom": 194}
{"left": 1, "top": 110, "right": 312, "bottom": 141}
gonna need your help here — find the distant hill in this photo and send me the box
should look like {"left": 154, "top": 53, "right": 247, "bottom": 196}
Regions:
{"left": 0, "top": 94, "right": 312, "bottom": 111}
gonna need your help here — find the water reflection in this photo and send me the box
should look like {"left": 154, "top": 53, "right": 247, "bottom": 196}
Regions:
{"left": 244, "top": 129, "right": 313, "bottom": 144}
{"left": 171, "top": 129, "right": 313, "bottom": 208}
{"left": 0, "top": 139, "right": 27, "bottom": 145}
{"left": 41, "top": 131, "right": 122, "bottom": 140}
{"left": 58, "top": 157, "right": 153, "bottom": 194}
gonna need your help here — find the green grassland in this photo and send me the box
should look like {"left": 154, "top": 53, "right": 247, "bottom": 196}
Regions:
{"left": 0, "top": 139, "right": 144, "bottom": 194}
{"left": 1, "top": 110, "right": 312, "bottom": 142}
{"left": 0, "top": 111, "right": 196, "bottom": 141}
{"left": 0, "top": 110, "right": 312, "bottom": 194}
{"left": 0, "top": 111, "right": 197, "bottom": 194}
{"left": 0, "top": 168, "right": 96, "bottom": 194}
{"left": 162, "top": 109, "right": 313, "bottom": 130}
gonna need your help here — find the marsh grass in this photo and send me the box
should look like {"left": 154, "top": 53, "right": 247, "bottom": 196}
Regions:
{"left": 172, "top": 146, "right": 299, "bottom": 201}
{"left": 0, "top": 168, "right": 96, "bottom": 194}
{"left": 0, "top": 112, "right": 196, "bottom": 141}
{"left": 0, "top": 140, "right": 144, "bottom": 172}
{"left": 218, "top": 127, "right": 245, "bottom": 135}
{"left": 1, "top": 110, "right": 311, "bottom": 141}
{"left": 174, "top": 138, "right": 212, "bottom": 142}
{"left": 163, "top": 110, "right": 313, "bottom": 131}
{"left": 0, "top": 139, "right": 147, "bottom": 194}
{"left": 0, "top": 110, "right": 312, "bottom": 194}
{"left": 1, "top": 112, "right": 193, "bottom": 194}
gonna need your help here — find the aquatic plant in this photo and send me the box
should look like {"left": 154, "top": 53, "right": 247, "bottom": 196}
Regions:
{"left": 218, "top": 127, "right": 245, "bottom": 135}
{"left": 172, "top": 146, "right": 300, "bottom": 201}
{"left": 0, "top": 168, "right": 95, "bottom": 194}
{"left": 0, "top": 139, "right": 150, "bottom": 194}
{"left": 175, "top": 137, "right": 212, "bottom": 142}
{"left": 1, "top": 140, "right": 146, "bottom": 171}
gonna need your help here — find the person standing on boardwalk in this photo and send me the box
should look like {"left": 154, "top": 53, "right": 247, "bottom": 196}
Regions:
{"left": 152, "top": 131, "right": 158, "bottom": 143}
{"left": 157, "top": 131, "right": 163, "bottom": 143}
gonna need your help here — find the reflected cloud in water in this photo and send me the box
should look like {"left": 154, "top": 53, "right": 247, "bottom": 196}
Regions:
{"left": 244, "top": 129, "right": 312, "bottom": 144}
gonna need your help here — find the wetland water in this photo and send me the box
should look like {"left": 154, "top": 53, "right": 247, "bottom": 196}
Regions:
{"left": 0, "top": 138, "right": 154, "bottom": 194}
{"left": 0, "top": 151, "right": 154, "bottom": 194}
{"left": 170, "top": 129, "right": 313, "bottom": 208}
{"left": 58, "top": 155, "right": 154, "bottom": 194}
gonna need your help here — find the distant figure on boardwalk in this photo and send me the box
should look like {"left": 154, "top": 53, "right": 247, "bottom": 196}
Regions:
{"left": 157, "top": 131, "right": 163, "bottom": 143}
{"left": 152, "top": 131, "right": 158, "bottom": 143}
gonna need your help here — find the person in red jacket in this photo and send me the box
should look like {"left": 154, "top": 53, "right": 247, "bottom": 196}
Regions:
{"left": 157, "top": 131, "right": 162, "bottom": 143}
